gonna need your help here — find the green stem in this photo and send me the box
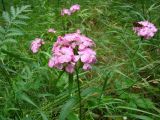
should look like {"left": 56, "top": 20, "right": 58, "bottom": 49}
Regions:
{"left": 131, "top": 38, "right": 143, "bottom": 78}
{"left": 132, "top": 37, "right": 142, "bottom": 59}
{"left": 98, "top": 72, "right": 110, "bottom": 104}
{"left": 141, "top": 0, "right": 145, "bottom": 19}
{"left": 76, "top": 68, "right": 82, "bottom": 120}
{"left": 1, "top": 0, "right": 6, "bottom": 11}
{"left": 55, "top": 71, "right": 64, "bottom": 87}
{"left": 68, "top": 73, "right": 73, "bottom": 97}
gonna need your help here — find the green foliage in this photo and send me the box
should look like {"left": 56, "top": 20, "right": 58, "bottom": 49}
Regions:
{"left": 0, "top": 0, "right": 160, "bottom": 120}
{"left": 0, "top": 5, "right": 30, "bottom": 49}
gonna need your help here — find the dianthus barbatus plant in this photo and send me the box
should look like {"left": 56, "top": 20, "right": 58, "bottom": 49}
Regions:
{"left": 48, "top": 30, "right": 96, "bottom": 73}
{"left": 133, "top": 21, "right": 157, "bottom": 40}
{"left": 61, "top": 4, "right": 80, "bottom": 16}
{"left": 132, "top": 21, "right": 158, "bottom": 59}
{"left": 48, "top": 30, "right": 96, "bottom": 120}
{"left": 31, "top": 38, "right": 45, "bottom": 53}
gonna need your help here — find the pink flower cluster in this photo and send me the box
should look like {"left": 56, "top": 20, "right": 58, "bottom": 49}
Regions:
{"left": 61, "top": 4, "right": 80, "bottom": 16}
{"left": 48, "top": 28, "right": 56, "bottom": 33}
{"left": 133, "top": 21, "right": 158, "bottom": 39}
{"left": 48, "top": 30, "right": 96, "bottom": 73}
{"left": 31, "top": 38, "right": 45, "bottom": 53}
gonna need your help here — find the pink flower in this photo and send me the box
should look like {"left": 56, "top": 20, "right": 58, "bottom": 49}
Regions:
{"left": 76, "top": 29, "right": 81, "bottom": 34}
{"left": 48, "top": 28, "right": 56, "bottom": 33}
{"left": 31, "top": 38, "right": 44, "bottom": 53}
{"left": 78, "top": 48, "right": 96, "bottom": 64}
{"left": 49, "top": 30, "right": 96, "bottom": 73}
{"left": 133, "top": 21, "right": 158, "bottom": 39}
{"left": 83, "top": 64, "right": 92, "bottom": 70}
{"left": 65, "top": 62, "right": 75, "bottom": 73}
{"left": 70, "top": 4, "right": 80, "bottom": 13}
{"left": 48, "top": 56, "right": 63, "bottom": 69}
{"left": 58, "top": 47, "right": 74, "bottom": 63}
{"left": 61, "top": 4, "right": 80, "bottom": 16}
{"left": 61, "top": 9, "right": 71, "bottom": 16}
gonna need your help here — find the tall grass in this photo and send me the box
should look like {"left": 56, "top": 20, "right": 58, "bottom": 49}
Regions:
{"left": 0, "top": 0, "right": 160, "bottom": 120}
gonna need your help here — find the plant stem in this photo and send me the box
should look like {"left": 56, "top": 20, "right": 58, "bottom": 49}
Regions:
{"left": 98, "top": 72, "right": 110, "bottom": 104}
{"left": 68, "top": 73, "right": 73, "bottom": 97}
{"left": 76, "top": 68, "right": 82, "bottom": 120}
{"left": 132, "top": 37, "right": 142, "bottom": 59}
{"left": 1, "top": 0, "right": 6, "bottom": 11}
{"left": 141, "top": 0, "right": 145, "bottom": 19}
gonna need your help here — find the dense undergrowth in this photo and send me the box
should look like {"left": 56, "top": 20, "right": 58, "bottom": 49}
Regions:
{"left": 0, "top": 0, "right": 160, "bottom": 120}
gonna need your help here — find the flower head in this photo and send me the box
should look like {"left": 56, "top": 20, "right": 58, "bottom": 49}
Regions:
{"left": 31, "top": 38, "right": 44, "bottom": 53}
{"left": 49, "top": 30, "right": 96, "bottom": 73}
{"left": 61, "top": 4, "right": 80, "bottom": 16}
{"left": 133, "top": 21, "right": 158, "bottom": 39}
{"left": 48, "top": 28, "right": 56, "bottom": 33}
{"left": 70, "top": 4, "right": 80, "bottom": 13}
{"left": 61, "top": 9, "right": 71, "bottom": 16}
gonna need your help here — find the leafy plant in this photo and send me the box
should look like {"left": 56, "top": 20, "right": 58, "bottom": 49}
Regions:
{"left": 0, "top": 5, "right": 30, "bottom": 49}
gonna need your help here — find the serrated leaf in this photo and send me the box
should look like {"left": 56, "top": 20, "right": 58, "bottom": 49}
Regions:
{"left": 0, "top": 38, "right": 17, "bottom": 47}
{"left": 11, "top": 6, "right": 16, "bottom": 18}
{"left": 6, "top": 32, "right": 23, "bottom": 37}
{"left": 1, "top": 49, "right": 33, "bottom": 63}
{"left": 59, "top": 98, "right": 77, "bottom": 120}
{"left": 2, "top": 12, "right": 10, "bottom": 23}
{"left": 20, "top": 5, "right": 31, "bottom": 12}
{"left": 17, "top": 15, "right": 30, "bottom": 19}
{"left": 0, "top": 26, "right": 5, "bottom": 33}
{"left": 8, "top": 28, "right": 23, "bottom": 33}
{"left": 0, "top": 33, "right": 4, "bottom": 40}
{"left": 12, "top": 20, "right": 27, "bottom": 25}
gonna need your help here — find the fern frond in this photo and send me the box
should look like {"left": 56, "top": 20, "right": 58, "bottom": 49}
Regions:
{"left": 0, "top": 5, "right": 31, "bottom": 48}
{"left": 11, "top": 6, "right": 16, "bottom": 18}
{"left": 0, "top": 26, "right": 5, "bottom": 34}
{"left": 12, "top": 20, "right": 27, "bottom": 25}
{"left": 6, "top": 32, "right": 23, "bottom": 37}
{"left": 7, "top": 28, "right": 23, "bottom": 34}
{"left": 0, "top": 39, "right": 17, "bottom": 47}
{"left": 2, "top": 12, "right": 10, "bottom": 23}
{"left": 2, "top": 5, "right": 31, "bottom": 25}
{"left": 0, "top": 33, "right": 4, "bottom": 40}
{"left": 18, "top": 5, "right": 31, "bottom": 13}
{"left": 17, "top": 15, "right": 30, "bottom": 20}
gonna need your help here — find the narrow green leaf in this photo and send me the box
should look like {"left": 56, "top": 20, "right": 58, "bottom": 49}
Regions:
{"left": 39, "top": 111, "right": 48, "bottom": 120}
{"left": 20, "top": 94, "right": 38, "bottom": 108}
{"left": 117, "top": 106, "right": 160, "bottom": 118}
{"left": 129, "top": 114, "right": 153, "bottom": 120}
{"left": 68, "top": 74, "right": 74, "bottom": 96}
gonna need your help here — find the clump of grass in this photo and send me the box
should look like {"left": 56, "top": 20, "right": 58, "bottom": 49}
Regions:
{"left": 0, "top": 0, "right": 160, "bottom": 120}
